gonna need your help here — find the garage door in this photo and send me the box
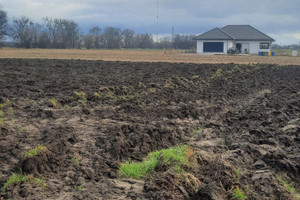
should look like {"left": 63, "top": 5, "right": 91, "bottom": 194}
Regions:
{"left": 203, "top": 42, "right": 224, "bottom": 52}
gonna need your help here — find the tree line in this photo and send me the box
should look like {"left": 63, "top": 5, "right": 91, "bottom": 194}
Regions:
{"left": 0, "top": 8, "right": 196, "bottom": 50}
{"left": 272, "top": 43, "right": 300, "bottom": 50}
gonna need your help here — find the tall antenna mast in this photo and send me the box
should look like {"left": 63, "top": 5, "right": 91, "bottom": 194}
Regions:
{"left": 156, "top": 0, "right": 159, "bottom": 41}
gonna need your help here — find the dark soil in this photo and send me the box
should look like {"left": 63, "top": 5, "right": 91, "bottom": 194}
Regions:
{"left": 0, "top": 58, "right": 299, "bottom": 200}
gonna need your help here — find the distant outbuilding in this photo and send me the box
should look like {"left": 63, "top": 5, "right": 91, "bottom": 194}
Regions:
{"left": 194, "top": 25, "right": 275, "bottom": 54}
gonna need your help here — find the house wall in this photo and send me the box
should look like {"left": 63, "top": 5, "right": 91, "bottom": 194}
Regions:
{"left": 249, "top": 41, "right": 260, "bottom": 53}
{"left": 228, "top": 41, "right": 234, "bottom": 49}
{"left": 241, "top": 43, "right": 249, "bottom": 54}
{"left": 196, "top": 40, "right": 231, "bottom": 53}
{"left": 196, "top": 41, "right": 204, "bottom": 53}
{"left": 197, "top": 40, "right": 272, "bottom": 54}
{"left": 248, "top": 41, "right": 272, "bottom": 54}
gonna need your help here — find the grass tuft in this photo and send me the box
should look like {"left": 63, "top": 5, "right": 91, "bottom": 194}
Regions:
{"left": 33, "top": 177, "right": 47, "bottom": 188}
{"left": 118, "top": 145, "right": 188, "bottom": 179}
{"left": 64, "top": 105, "right": 71, "bottom": 110}
{"left": 74, "top": 182, "right": 86, "bottom": 191}
{"left": 236, "top": 168, "right": 241, "bottom": 183}
{"left": 1, "top": 173, "right": 29, "bottom": 193}
{"left": 1, "top": 174, "right": 47, "bottom": 193}
{"left": 71, "top": 153, "right": 80, "bottom": 167}
{"left": 74, "top": 91, "right": 87, "bottom": 105}
{"left": 192, "top": 126, "right": 204, "bottom": 135}
{"left": 277, "top": 174, "right": 299, "bottom": 199}
{"left": 232, "top": 186, "right": 247, "bottom": 200}
{"left": 49, "top": 98, "right": 60, "bottom": 108}
{"left": 0, "top": 110, "right": 4, "bottom": 125}
{"left": 24, "top": 145, "right": 46, "bottom": 158}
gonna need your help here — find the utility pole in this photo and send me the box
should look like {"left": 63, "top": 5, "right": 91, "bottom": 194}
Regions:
{"left": 171, "top": 26, "right": 174, "bottom": 49}
{"left": 172, "top": 26, "right": 174, "bottom": 41}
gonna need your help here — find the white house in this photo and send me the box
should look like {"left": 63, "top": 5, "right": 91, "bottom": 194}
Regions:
{"left": 194, "top": 25, "right": 275, "bottom": 54}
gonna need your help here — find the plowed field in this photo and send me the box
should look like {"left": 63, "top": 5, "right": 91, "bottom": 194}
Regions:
{"left": 0, "top": 58, "right": 299, "bottom": 199}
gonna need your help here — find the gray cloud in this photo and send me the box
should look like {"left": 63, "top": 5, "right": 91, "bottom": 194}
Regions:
{"left": 0, "top": 0, "right": 299, "bottom": 44}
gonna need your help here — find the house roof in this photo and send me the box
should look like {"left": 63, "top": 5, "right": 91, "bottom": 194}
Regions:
{"left": 193, "top": 28, "right": 234, "bottom": 40}
{"left": 194, "top": 25, "right": 275, "bottom": 41}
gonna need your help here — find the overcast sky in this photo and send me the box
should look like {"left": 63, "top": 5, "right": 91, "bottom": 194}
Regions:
{"left": 0, "top": 0, "right": 299, "bottom": 44}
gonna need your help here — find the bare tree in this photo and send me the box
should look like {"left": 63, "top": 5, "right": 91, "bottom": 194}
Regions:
{"left": 43, "top": 17, "right": 80, "bottom": 48}
{"left": 38, "top": 31, "right": 51, "bottom": 48}
{"left": 122, "top": 29, "right": 135, "bottom": 48}
{"left": 154, "top": 36, "right": 172, "bottom": 49}
{"left": 140, "top": 33, "right": 153, "bottom": 49}
{"left": 102, "top": 27, "right": 122, "bottom": 49}
{"left": 89, "top": 26, "right": 101, "bottom": 35}
{"left": 134, "top": 33, "right": 154, "bottom": 49}
{"left": 11, "top": 16, "right": 37, "bottom": 48}
{"left": 43, "top": 17, "right": 59, "bottom": 47}
{"left": 173, "top": 34, "right": 196, "bottom": 49}
{"left": 62, "top": 19, "right": 80, "bottom": 48}
{"left": 30, "top": 23, "right": 44, "bottom": 48}
{"left": 89, "top": 26, "right": 101, "bottom": 48}
{"left": 83, "top": 34, "right": 94, "bottom": 49}
{"left": 0, "top": 8, "right": 8, "bottom": 40}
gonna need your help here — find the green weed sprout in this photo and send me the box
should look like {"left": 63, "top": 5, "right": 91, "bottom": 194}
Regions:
{"left": 232, "top": 186, "right": 247, "bottom": 200}
{"left": 24, "top": 145, "right": 46, "bottom": 158}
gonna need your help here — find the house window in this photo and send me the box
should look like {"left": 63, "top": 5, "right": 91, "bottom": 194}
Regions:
{"left": 260, "top": 43, "right": 269, "bottom": 49}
